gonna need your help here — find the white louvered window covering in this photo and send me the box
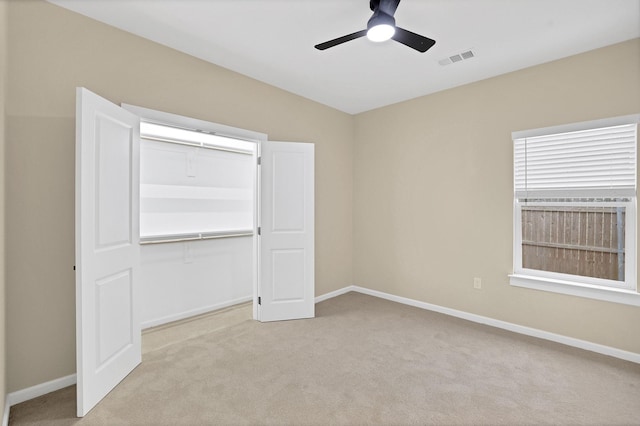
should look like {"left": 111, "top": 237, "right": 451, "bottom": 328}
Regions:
{"left": 510, "top": 115, "right": 640, "bottom": 306}
{"left": 514, "top": 124, "right": 637, "bottom": 200}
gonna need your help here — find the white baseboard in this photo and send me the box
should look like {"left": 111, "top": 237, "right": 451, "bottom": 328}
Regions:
{"left": 350, "top": 285, "right": 640, "bottom": 364}
{"left": 6, "top": 296, "right": 253, "bottom": 410}
{"left": 2, "top": 396, "right": 10, "bottom": 426}
{"left": 10, "top": 284, "right": 638, "bottom": 412}
{"left": 315, "top": 285, "right": 355, "bottom": 303}
{"left": 141, "top": 295, "right": 253, "bottom": 330}
{"left": 5, "top": 290, "right": 346, "bottom": 411}
{"left": 7, "top": 373, "right": 76, "bottom": 408}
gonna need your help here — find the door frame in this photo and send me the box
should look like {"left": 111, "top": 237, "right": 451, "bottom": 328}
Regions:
{"left": 121, "top": 104, "right": 267, "bottom": 321}
{"left": 120, "top": 106, "right": 317, "bottom": 323}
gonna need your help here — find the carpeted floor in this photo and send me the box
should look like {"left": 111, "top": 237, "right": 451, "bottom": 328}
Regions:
{"left": 9, "top": 292, "right": 640, "bottom": 425}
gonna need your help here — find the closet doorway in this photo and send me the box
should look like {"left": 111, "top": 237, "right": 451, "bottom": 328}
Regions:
{"left": 134, "top": 112, "right": 259, "bottom": 330}
{"left": 75, "top": 88, "right": 314, "bottom": 416}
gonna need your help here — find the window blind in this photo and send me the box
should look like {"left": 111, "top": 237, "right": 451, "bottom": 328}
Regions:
{"left": 514, "top": 123, "right": 637, "bottom": 199}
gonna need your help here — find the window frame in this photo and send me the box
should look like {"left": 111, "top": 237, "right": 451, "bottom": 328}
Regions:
{"left": 509, "top": 114, "right": 640, "bottom": 307}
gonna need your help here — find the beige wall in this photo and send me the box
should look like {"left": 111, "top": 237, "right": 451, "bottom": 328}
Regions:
{"left": 6, "top": 0, "right": 353, "bottom": 392}
{"left": 0, "top": 0, "right": 7, "bottom": 417}
{"left": 354, "top": 38, "right": 640, "bottom": 354}
{"left": 5, "top": 0, "right": 640, "bottom": 398}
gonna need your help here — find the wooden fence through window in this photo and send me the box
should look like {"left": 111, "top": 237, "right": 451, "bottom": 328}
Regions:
{"left": 521, "top": 206, "right": 625, "bottom": 281}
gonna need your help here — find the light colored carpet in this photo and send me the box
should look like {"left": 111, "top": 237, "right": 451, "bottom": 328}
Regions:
{"left": 9, "top": 292, "right": 640, "bottom": 425}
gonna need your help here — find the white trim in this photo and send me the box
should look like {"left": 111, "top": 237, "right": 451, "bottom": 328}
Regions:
{"left": 140, "top": 122, "right": 255, "bottom": 154}
{"left": 510, "top": 274, "right": 640, "bottom": 306}
{"left": 512, "top": 113, "right": 640, "bottom": 140}
{"left": 141, "top": 295, "right": 253, "bottom": 330}
{"left": 3, "top": 286, "right": 352, "bottom": 411}
{"left": 11, "top": 284, "right": 638, "bottom": 410}
{"left": 121, "top": 103, "right": 268, "bottom": 143}
{"left": 512, "top": 115, "right": 638, "bottom": 300}
{"left": 315, "top": 286, "right": 355, "bottom": 303}
{"left": 349, "top": 285, "right": 640, "bottom": 364}
{"left": 2, "top": 396, "right": 10, "bottom": 426}
{"left": 124, "top": 103, "right": 266, "bottom": 326}
{"left": 7, "top": 374, "right": 77, "bottom": 407}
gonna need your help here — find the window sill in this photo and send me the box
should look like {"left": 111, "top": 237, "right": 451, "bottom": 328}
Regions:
{"left": 509, "top": 274, "right": 640, "bottom": 307}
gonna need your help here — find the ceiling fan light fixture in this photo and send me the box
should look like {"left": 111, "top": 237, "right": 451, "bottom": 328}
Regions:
{"left": 314, "top": 0, "right": 436, "bottom": 53}
{"left": 366, "top": 11, "right": 396, "bottom": 42}
{"left": 367, "top": 24, "right": 395, "bottom": 42}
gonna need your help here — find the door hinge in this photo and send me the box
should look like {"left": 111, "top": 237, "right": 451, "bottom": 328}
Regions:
{"left": 258, "top": 297, "right": 261, "bottom": 305}
{"left": 257, "top": 227, "right": 261, "bottom": 236}
{"left": 257, "top": 156, "right": 261, "bottom": 165}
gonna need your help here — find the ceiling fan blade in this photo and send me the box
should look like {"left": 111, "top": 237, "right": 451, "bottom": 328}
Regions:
{"left": 315, "top": 30, "right": 368, "bottom": 51}
{"left": 392, "top": 27, "right": 436, "bottom": 52}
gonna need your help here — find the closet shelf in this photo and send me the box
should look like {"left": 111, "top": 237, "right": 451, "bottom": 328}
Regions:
{"left": 141, "top": 184, "right": 252, "bottom": 200}
{"left": 140, "top": 229, "right": 253, "bottom": 245}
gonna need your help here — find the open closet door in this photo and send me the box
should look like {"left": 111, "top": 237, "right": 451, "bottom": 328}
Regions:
{"left": 75, "top": 88, "right": 141, "bottom": 416}
{"left": 259, "top": 141, "right": 315, "bottom": 322}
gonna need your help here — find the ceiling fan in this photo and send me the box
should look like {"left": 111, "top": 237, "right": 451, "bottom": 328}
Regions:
{"left": 314, "top": 0, "right": 436, "bottom": 53}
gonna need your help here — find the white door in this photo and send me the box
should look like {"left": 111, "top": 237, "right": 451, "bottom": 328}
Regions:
{"left": 75, "top": 88, "right": 141, "bottom": 417}
{"left": 259, "top": 141, "right": 315, "bottom": 322}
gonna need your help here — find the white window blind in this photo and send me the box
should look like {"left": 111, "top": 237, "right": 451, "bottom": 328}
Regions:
{"left": 514, "top": 123, "right": 637, "bottom": 199}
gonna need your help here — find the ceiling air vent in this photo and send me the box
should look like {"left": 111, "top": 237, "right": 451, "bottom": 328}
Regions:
{"left": 461, "top": 50, "right": 475, "bottom": 60}
{"left": 439, "top": 49, "right": 475, "bottom": 66}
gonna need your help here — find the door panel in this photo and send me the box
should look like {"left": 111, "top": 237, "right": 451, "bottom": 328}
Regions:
{"left": 272, "top": 249, "right": 305, "bottom": 300}
{"left": 95, "top": 270, "right": 133, "bottom": 366}
{"left": 76, "top": 87, "right": 141, "bottom": 416}
{"left": 272, "top": 152, "right": 306, "bottom": 231}
{"left": 259, "top": 142, "right": 314, "bottom": 322}
{"left": 95, "top": 114, "right": 133, "bottom": 247}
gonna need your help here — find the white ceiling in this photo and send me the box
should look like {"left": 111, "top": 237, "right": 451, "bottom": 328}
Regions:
{"left": 48, "top": 0, "right": 640, "bottom": 115}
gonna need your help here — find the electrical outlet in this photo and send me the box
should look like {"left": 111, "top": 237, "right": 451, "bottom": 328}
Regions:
{"left": 473, "top": 277, "right": 482, "bottom": 289}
